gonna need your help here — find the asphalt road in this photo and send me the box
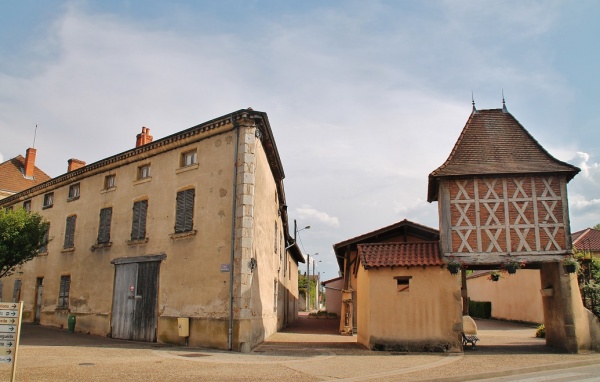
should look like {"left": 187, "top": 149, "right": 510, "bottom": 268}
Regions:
{"left": 0, "top": 315, "right": 598, "bottom": 381}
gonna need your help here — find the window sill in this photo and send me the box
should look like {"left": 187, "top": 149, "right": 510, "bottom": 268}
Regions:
{"left": 67, "top": 196, "right": 80, "bottom": 202}
{"left": 61, "top": 247, "right": 75, "bottom": 253}
{"left": 91, "top": 242, "right": 112, "bottom": 251}
{"left": 176, "top": 163, "right": 199, "bottom": 174}
{"left": 170, "top": 230, "right": 197, "bottom": 240}
{"left": 42, "top": 204, "right": 53, "bottom": 210}
{"left": 133, "top": 177, "right": 152, "bottom": 186}
{"left": 37, "top": 252, "right": 49, "bottom": 257}
{"left": 127, "top": 238, "right": 149, "bottom": 245}
{"left": 101, "top": 187, "right": 116, "bottom": 194}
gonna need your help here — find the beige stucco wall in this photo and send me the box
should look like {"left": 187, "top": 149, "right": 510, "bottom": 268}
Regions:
{"left": 467, "top": 270, "right": 544, "bottom": 324}
{"left": 0, "top": 116, "right": 298, "bottom": 351}
{"left": 357, "top": 265, "right": 462, "bottom": 352}
{"left": 323, "top": 278, "right": 343, "bottom": 316}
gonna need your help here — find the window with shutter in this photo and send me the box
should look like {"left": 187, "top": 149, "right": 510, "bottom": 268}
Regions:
{"left": 175, "top": 189, "right": 195, "bottom": 233}
{"left": 64, "top": 215, "right": 77, "bottom": 249}
{"left": 97, "top": 208, "right": 112, "bottom": 244}
{"left": 131, "top": 200, "right": 148, "bottom": 240}
{"left": 39, "top": 223, "right": 50, "bottom": 253}
{"left": 58, "top": 275, "right": 70, "bottom": 309}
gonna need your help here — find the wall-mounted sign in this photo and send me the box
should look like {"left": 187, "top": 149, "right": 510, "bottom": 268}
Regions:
{"left": 0, "top": 302, "right": 23, "bottom": 381}
{"left": 220, "top": 264, "right": 231, "bottom": 272}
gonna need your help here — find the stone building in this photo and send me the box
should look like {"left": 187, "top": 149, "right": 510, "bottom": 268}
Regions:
{"left": 0, "top": 109, "right": 303, "bottom": 352}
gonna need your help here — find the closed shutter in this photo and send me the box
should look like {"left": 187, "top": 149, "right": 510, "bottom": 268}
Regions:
{"left": 131, "top": 200, "right": 148, "bottom": 240}
{"left": 175, "top": 189, "right": 195, "bottom": 233}
{"left": 64, "top": 215, "right": 77, "bottom": 248}
{"left": 98, "top": 208, "right": 112, "bottom": 244}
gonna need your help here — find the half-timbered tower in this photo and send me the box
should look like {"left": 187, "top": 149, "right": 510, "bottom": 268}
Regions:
{"left": 428, "top": 105, "right": 579, "bottom": 265}
{"left": 428, "top": 104, "right": 600, "bottom": 353}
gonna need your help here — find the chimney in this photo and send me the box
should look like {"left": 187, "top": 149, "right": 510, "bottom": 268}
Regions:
{"left": 68, "top": 158, "right": 86, "bottom": 172}
{"left": 136, "top": 127, "right": 153, "bottom": 147}
{"left": 23, "top": 148, "right": 37, "bottom": 179}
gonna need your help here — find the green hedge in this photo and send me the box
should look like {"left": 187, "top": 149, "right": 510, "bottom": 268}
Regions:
{"left": 469, "top": 300, "right": 491, "bottom": 319}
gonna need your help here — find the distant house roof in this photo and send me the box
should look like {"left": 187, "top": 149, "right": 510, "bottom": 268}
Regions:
{"left": 0, "top": 155, "right": 51, "bottom": 196}
{"left": 333, "top": 219, "right": 440, "bottom": 271}
{"left": 358, "top": 242, "right": 443, "bottom": 269}
{"left": 573, "top": 228, "right": 600, "bottom": 253}
{"left": 427, "top": 108, "right": 580, "bottom": 202}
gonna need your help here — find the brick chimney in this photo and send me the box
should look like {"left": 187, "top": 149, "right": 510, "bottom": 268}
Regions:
{"left": 23, "top": 148, "right": 37, "bottom": 179}
{"left": 136, "top": 127, "right": 153, "bottom": 147}
{"left": 68, "top": 158, "right": 86, "bottom": 172}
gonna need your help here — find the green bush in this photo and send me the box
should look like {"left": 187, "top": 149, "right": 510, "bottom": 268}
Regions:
{"left": 535, "top": 324, "right": 545, "bottom": 338}
{"left": 469, "top": 300, "right": 492, "bottom": 319}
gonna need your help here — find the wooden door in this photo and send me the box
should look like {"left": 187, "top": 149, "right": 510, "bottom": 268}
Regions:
{"left": 111, "top": 261, "right": 160, "bottom": 342}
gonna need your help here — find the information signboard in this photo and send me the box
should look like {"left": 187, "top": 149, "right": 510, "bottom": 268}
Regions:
{"left": 0, "top": 302, "right": 23, "bottom": 381}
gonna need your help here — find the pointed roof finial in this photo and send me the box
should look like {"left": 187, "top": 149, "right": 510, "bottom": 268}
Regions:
{"left": 471, "top": 91, "right": 477, "bottom": 113}
{"left": 502, "top": 89, "right": 508, "bottom": 113}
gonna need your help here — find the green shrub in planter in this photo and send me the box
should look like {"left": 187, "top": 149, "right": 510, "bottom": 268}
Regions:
{"left": 535, "top": 324, "right": 545, "bottom": 338}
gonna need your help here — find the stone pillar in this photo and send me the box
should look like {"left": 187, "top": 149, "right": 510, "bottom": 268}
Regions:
{"left": 232, "top": 116, "right": 258, "bottom": 351}
{"left": 540, "top": 262, "right": 588, "bottom": 352}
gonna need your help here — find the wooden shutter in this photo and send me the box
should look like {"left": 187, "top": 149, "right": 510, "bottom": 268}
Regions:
{"left": 64, "top": 215, "right": 76, "bottom": 248}
{"left": 98, "top": 208, "right": 112, "bottom": 244}
{"left": 131, "top": 200, "right": 148, "bottom": 240}
{"left": 59, "top": 276, "right": 70, "bottom": 308}
{"left": 175, "top": 189, "right": 194, "bottom": 233}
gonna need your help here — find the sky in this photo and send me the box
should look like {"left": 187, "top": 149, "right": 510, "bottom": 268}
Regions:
{"left": 1, "top": 0, "right": 599, "bottom": 282}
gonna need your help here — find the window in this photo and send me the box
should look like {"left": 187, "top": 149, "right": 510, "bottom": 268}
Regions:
{"left": 58, "top": 275, "right": 70, "bottom": 309}
{"left": 0, "top": 281, "right": 3, "bottom": 301}
{"left": 181, "top": 150, "right": 197, "bottom": 167}
{"left": 12, "top": 279, "right": 22, "bottom": 302}
{"left": 39, "top": 223, "right": 50, "bottom": 253}
{"left": 104, "top": 175, "right": 116, "bottom": 189}
{"left": 395, "top": 276, "right": 412, "bottom": 292}
{"left": 175, "top": 189, "right": 195, "bottom": 233}
{"left": 43, "top": 193, "right": 54, "bottom": 209}
{"left": 68, "top": 183, "right": 80, "bottom": 200}
{"left": 273, "top": 280, "right": 278, "bottom": 312}
{"left": 97, "top": 208, "right": 112, "bottom": 244}
{"left": 274, "top": 222, "right": 278, "bottom": 254}
{"left": 64, "top": 215, "right": 77, "bottom": 249}
{"left": 138, "top": 164, "right": 151, "bottom": 180}
{"left": 23, "top": 200, "right": 31, "bottom": 212}
{"left": 131, "top": 200, "right": 148, "bottom": 240}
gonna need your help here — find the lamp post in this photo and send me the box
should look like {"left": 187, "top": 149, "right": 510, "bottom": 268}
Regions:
{"left": 306, "top": 253, "right": 318, "bottom": 311}
{"left": 313, "top": 260, "right": 321, "bottom": 311}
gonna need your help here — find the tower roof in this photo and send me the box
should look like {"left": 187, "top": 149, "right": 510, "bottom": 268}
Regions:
{"left": 427, "top": 108, "right": 580, "bottom": 201}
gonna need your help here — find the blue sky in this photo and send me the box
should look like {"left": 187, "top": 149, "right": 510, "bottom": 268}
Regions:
{"left": 1, "top": 1, "right": 599, "bottom": 281}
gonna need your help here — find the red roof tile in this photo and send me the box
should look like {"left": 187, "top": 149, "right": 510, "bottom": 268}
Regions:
{"left": 358, "top": 242, "right": 443, "bottom": 269}
{"left": 0, "top": 155, "right": 51, "bottom": 195}
{"left": 573, "top": 228, "right": 600, "bottom": 252}
{"left": 428, "top": 109, "right": 580, "bottom": 201}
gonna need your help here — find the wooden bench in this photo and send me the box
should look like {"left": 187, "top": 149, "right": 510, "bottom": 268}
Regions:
{"left": 462, "top": 333, "right": 479, "bottom": 349}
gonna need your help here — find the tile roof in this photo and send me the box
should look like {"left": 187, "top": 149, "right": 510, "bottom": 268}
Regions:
{"left": 334, "top": 219, "right": 439, "bottom": 271}
{"left": 358, "top": 241, "right": 443, "bottom": 269}
{"left": 427, "top": 109, "right": 580, "bottom": 202}
{"left": 573, "top": 228, "right": 600, "bottom": 252}
{"left": 0, "top": 155, "right": 51, "bottom": 195}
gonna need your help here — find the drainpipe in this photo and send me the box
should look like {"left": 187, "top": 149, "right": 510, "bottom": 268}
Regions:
{"left": 228, "top": 115, "right": 240, "bottom": 351}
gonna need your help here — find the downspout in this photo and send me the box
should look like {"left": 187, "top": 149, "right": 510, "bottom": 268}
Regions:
{"left": 228, "top": 115, "right": 240, "bottom": 351}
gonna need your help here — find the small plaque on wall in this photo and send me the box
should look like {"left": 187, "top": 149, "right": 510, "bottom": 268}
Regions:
{"left": 220, "top": 264, "right": 231, "bottom": 272}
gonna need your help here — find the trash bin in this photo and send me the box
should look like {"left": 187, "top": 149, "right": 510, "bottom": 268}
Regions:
{"left": 68, "top": 314, "right": 76, "bottom": 333}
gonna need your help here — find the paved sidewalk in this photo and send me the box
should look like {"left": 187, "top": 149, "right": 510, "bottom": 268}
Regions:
{"left": 1, "top": 314, "right": 598, "bottom": 381}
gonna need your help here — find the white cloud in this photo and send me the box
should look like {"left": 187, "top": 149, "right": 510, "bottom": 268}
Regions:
{"left": 574, "top": 151, "right": 600, "bottom": 181}
{"left": 294, "top": 206, "right": 340, "bottom": 228}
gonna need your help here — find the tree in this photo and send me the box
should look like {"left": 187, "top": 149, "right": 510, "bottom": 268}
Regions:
{"left": 594, "top": 223, "right": 600, "bottom": 230}
{"left": 0, "top": 208, "right": 48, "bottom": 278}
